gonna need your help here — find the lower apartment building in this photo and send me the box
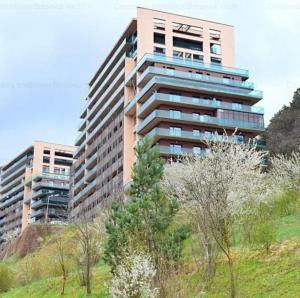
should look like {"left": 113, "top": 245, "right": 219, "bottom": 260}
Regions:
{"left": 70, "top": 7, "right": 265, "bottom": 220}
{"left": 0, "top": 141, "right": 75, "bottom": 240}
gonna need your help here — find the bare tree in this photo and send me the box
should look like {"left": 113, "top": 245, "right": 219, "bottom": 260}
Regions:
{"left": 163, "top": 137, "right": 268, "bottom": 298}
{"left": 53, "top": 235, "right": 72, "bottom": 295}
{"left": 74, "top": 215, "right": 106, "bottom": 295}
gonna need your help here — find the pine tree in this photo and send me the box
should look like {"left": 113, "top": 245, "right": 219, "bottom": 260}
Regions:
{"left": 104, "top": 137, "right": 189, "bottom": 271}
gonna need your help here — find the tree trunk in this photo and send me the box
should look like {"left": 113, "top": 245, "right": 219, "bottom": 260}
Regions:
{"left": 61, "top": 275, "right": 66, "bottom": 295}
{"left": 86, "top": 255, "right": 91, "bottom": 295}
{"left": 227, "top": 253, "right": 236, "bottom": 298}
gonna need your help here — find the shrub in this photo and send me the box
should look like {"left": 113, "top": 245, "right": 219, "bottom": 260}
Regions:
{"left": 0, "top": 263, "right": 14, "bottom": 292}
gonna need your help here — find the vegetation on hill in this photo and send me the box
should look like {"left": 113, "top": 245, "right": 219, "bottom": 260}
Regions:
{"left": 1, "top": 136, "right": 300, "bottom": 297}
{"left": 266, "top": 87, "right": 300, "bottom": 154}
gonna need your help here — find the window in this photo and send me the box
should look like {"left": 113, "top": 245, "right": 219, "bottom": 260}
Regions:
{"left": 42, "top": 166, "right": 49, "bottom": 173}
{"left": 204, "top": 131, "right": 212, "bottom": 139}
{"left": 170, "top": 127, "right": 181, "bottom": 136}
{"left": 54, "top": 167, "right": 60, "bottom": 174}
{"left": 173, "top": 50, "right": 184, "bottom": 59}
{"left": 170, "top": 144, "right": 182, "bottom": 154}
{"left": 170, "top": 110, "right": 181, "bottom": 119}
{"left": 211, "top": 57, "right": 222, "bottom": 64}
{"left": 154, "top": 46, "right": 165, "bottom": 55}
{"left": 185, "top": 52, "right": 192, "bottom": 60}
{"left": 210, "top": 29, "right": 221, "bottom": 41}
{"left": 43, "top": 150, "right": 50, "bottom": 155}
{"left": 193, "top": 129, "right": 200, "bottom": 136}
{"left": 55, "top": 151, "right": 73, "bottom": 158}
{"left": 193, "top": 147, "right": 202, "bottom": 155}
{"left": 210, "top": 43, "right": 221, "bottom": 55}
{"left": 172, "top": 22, "right": 203, "bottom": 37}
{"left": 232, "top": 102, "right": 243, "bottom": 110}
{"left": 173, "top": 37, "right": 203, "bottom": 51}
{"left": 43, "top": 156, "right": 50, "bottom": 164}
{"left": 193, "top": 54, "right": 203, "bottom": 62}
{"left": 153, "top": 18, "right": 165, "bottom": 31}
{"left": 154, "top": 33, "right": 165, "bottom": 44}
{"left": 192, "top": 97, "right": 200, "bottom": 104}
{"left": 193, "top": 113, "right": 200, "bottom": 120}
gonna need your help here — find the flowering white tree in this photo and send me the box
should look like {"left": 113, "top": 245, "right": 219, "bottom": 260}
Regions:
{"left": 109, "top": 252, "right": 159, "bottom": 298}
{"left": 269, "top": 150, "right": 300, "bottom": 192}
{"left": 163, "top": 138, "right": 268, "bottom": 298}
{"left": 1, "top": 228, "right": 20, "bottom": 245}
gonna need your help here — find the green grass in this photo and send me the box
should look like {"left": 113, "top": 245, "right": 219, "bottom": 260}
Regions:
{"left": 2, "top": 214, "right": 300, "bottom": 297}
{"left": 0, "top": 265, "right": 111, "bottom": 298}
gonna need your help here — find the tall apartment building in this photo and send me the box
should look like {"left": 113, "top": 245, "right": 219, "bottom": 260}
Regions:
{"left": 70, "top": 7, "right": 265, "bottom": 220}
{"left": 0, "top": 141, "right": 75, "bottom": 239}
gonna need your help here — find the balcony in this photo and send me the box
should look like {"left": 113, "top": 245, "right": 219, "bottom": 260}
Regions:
{"left": 137, "top": 110, "right": 265, "bottom": 135}
{"left": 125, "top": 76, "right": 263, "bottom": 116}
{"left": 0, "top": 174, "right": 25, "bottom": 195}
{"left": 75, "top": 130, "right": 86, "bottom": 147}
{"left": 0, "top": 191, "right": 24, "bottom": 208}
{"left": 32, "top": 181, "right": 70, "bottom": 191}
{"left": 137, "top": 93, "right": 264, "bottom": 118}
{"left": 30, "top": 209, "right": 45, "bottom": 218}
{"left": 33, "top": 172, "right": 71, "bottom": 182}
{"left": 159, "top": 145, "right": 203, "bottom": 156}
{"left": 73, "top": 180, "right": 97, "bottom": 202}
{"left": 147, "top": 128, "right": 244, "bottom": 143}
{"left": 1, "top": 154, "right": 32, "bottom": 178}
{"left": 85, "top": 166, "right": 97, "bottom": 182}
{"left": 86, "top": 97, "right": 124, "bottom": 144}
{"left": 0, "top": 163, "right": 27, "bottom": 186}
{"left": 138, "top": 66, "right": 254, "bottom": 89}
{"left": 125, "top": 53, "right": 250, "bottom": 85}
{"left": 31, "top": 198, "right": 68, "bottom": 209}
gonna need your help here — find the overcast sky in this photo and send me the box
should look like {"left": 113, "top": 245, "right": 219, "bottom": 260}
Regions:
{"left": 0, "top": 0, "right": 299, "bottom": 165}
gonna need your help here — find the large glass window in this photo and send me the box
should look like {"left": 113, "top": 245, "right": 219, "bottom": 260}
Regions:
{"left": 193, "top": 129, "right": 200, "bottom": 136}
{"left": 170, "top": 127, "right": 182, "bottom": 136}
{"left": 173, "top": 37, "right": 203, "bottom": 51}
{"left": 170, "top": 144, "right": 182, "bottom": 154}
{"left": 154, "top": 33, "right": 165, "bottom": 44}
{"left": 193, "top": 147, "right": 202, "bottom": 155}
{"left": 170, "top": 110, "right": 181, "bottom": 119}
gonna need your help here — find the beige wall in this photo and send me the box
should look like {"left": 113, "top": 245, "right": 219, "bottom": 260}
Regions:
{"left": 137, "top": 7, "right": 235, "bottom": 67}
{"left": 22, "top": 141, "right": 75, "bottom": 231}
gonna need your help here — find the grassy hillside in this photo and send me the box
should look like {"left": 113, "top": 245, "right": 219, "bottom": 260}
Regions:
{"left": 1, "top": 215, "right": 300, "bottom": 297}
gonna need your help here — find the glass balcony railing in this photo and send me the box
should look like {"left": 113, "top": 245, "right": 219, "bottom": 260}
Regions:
{"left": 0, "top": 174, "right": 25, "bottom": 195}
{"left": 159, "top": 145, "right": 202, "bottom": 155}
{"left": 31, "top": 198, "right": 68, "bottom": 209}
{"left": 138, "top": 93, "right": 264, "bottom": 117}
{"left": 125, "top": 76, "right": 263, "bottom": 116}
{"left": 32, "top": 181, "right": 70, "bottom": 191}
{"left": 137, "top": 110, "right": 265, "bottom": 134}
{"left": 147, "top": 128, "right": 266, "bottom": 147}
{"left": 134, "top": 53, "right": 250, "bottom": 79}
{"left": 31, "top": 209, "right": 45, "bottom": 218}
{"left": 147, "top": 128, "right": 245, "bottom": 143}
{"left": 0, "top": 191, "right": 24, "bottom": 208}
{"left": 138, "top": 66, "right": 255, "bottom": 89}
{"left": 85, "top": 167, "right": 97, "bottom": 181}
{"left": 73, "top": 180, "right": 97, "bottom": 202}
